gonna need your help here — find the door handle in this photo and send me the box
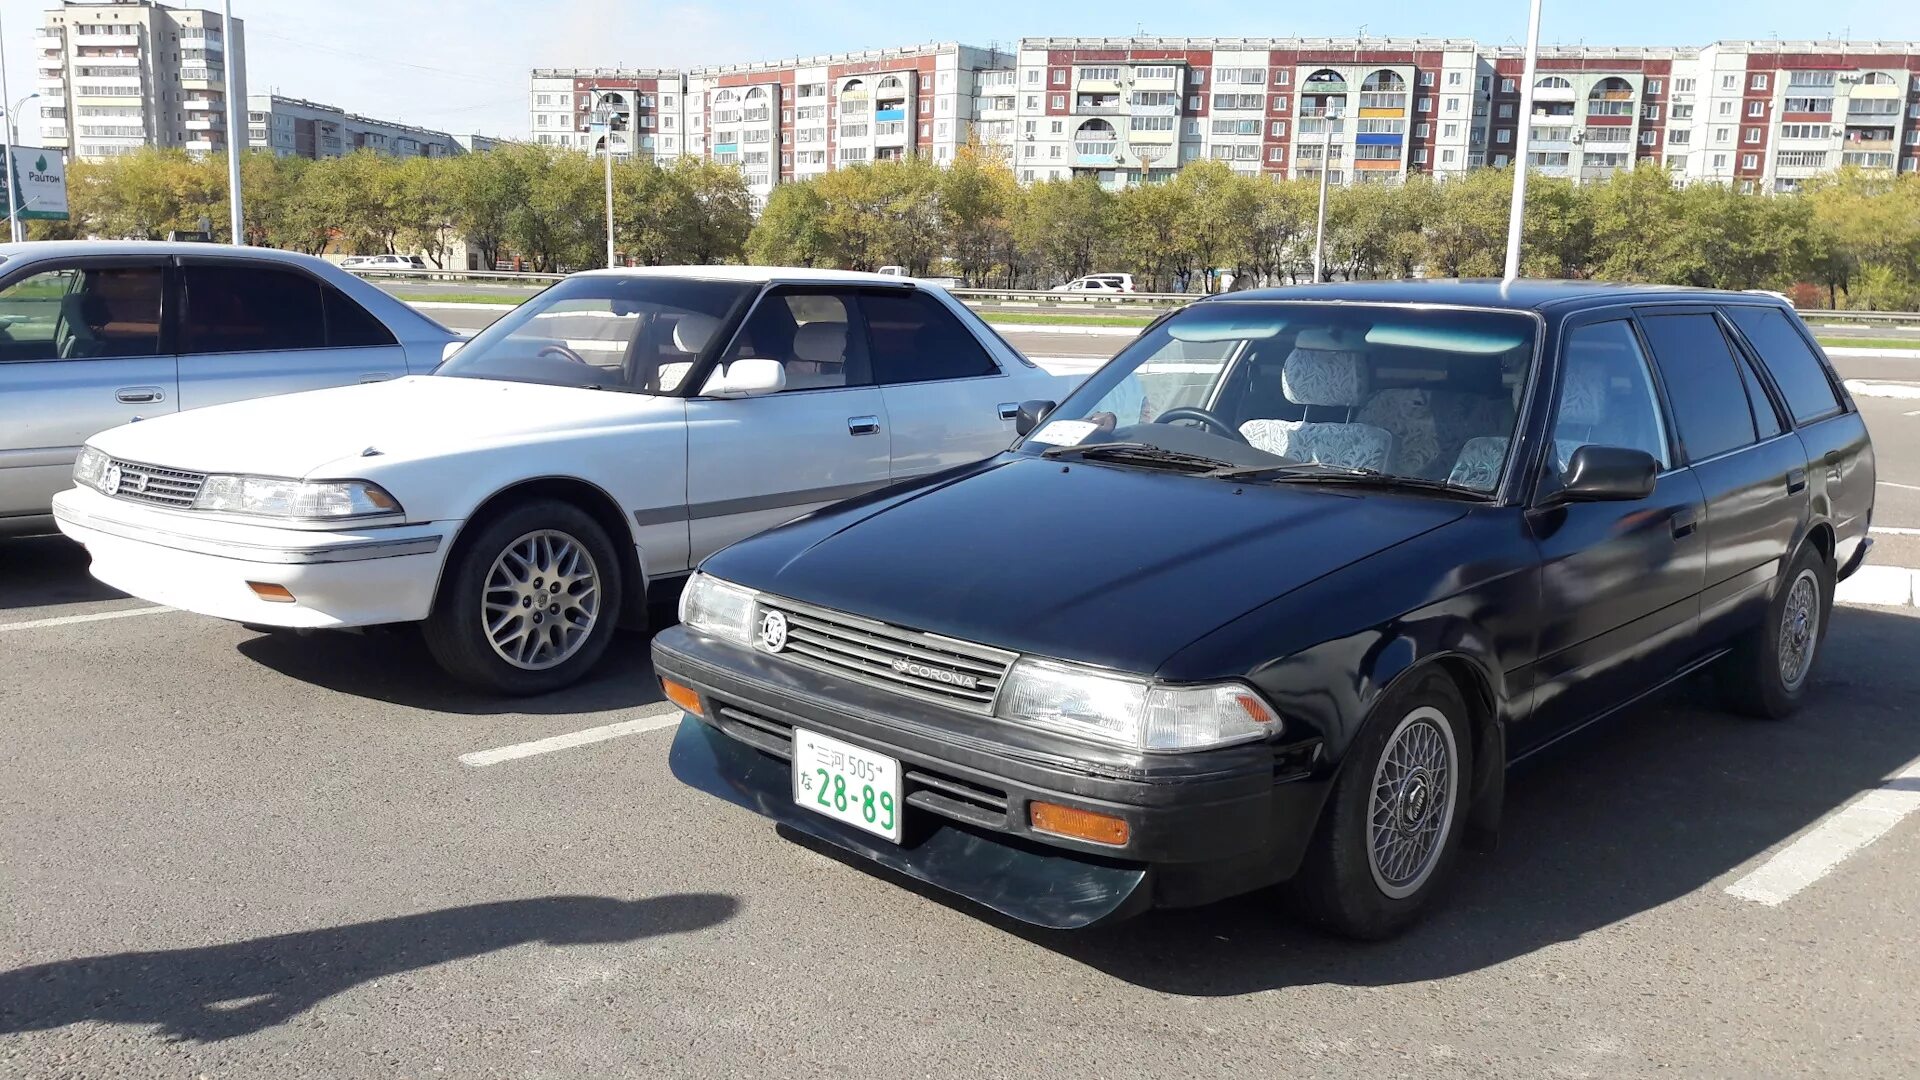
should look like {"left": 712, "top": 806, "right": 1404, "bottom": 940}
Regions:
{"left": 359, "top": 372, "right": 394, "bottom": 384}
{"left": 115, "top": 386, "right": 164, "bottom": 404}
{"left": 1823, "top": 450, "right": 1843, "bottom": 465}
{"left": 847, "top": 415, "right": 881, "bottom": 436}
{"left": 1786, "top": 467, "right": 1807, "bottom": 495}
{"left": 1670, "top": 507, "right": 1698, "bottom": 540}
{"left": 997, "top": 401, "right": 1019, "bottom": 421}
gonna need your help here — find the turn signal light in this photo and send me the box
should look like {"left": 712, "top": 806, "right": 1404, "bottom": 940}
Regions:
{"left": 1030, "top": 801, "right": 1130, "bottom": 847}
{"left": 247, "top": 582, "right": 296, "bottom": 603}
{"left": 660, "top": 677, "right": 704, "bottom": 718}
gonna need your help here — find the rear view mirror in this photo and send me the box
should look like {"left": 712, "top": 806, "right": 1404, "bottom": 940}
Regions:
{"left": 1015, "top": 399, "right": 1056, "bottom": 436}
{"left": 1556, "top": 445, "right": 1658, "bottom": 503}
{"left": 441, "top": 339, "right": 463, "bottom": 363}
{"left": 706, "top": 357, "right": 786, "bottom": 399}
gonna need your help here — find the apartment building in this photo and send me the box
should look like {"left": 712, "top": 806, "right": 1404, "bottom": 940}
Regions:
{"left": 35, "top": 0, "right": 247, "bottom": 161}
{"left": 529, "top": 68, "right": 683, "bottom": 163}
{"left": 246, "top": 95, "right": 461, "bottom": 160}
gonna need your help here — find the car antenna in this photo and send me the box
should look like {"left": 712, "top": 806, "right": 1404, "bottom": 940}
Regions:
{"left": 361, "top": 446, "right": 384, "bottom": 457}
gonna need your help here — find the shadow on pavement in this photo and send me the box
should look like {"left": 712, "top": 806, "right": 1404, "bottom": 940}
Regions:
{"left": 0, "top": 893, "right": 737, "bottom": 1042}
{"left": 0, "top": 534, "right": 126, "bottom": 612}
{"left": 803, "top": 606, "right": 1920, "bottom": 996}
{"left": 234, "top": 625, "right": 667, "bottom": 716}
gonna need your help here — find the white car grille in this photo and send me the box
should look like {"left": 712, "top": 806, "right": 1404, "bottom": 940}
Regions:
{"left": 102, "top": 458, "right": 206, "bottom": 509}
{"left": 758, "top": 596, "right": 1016, "bottom": 714}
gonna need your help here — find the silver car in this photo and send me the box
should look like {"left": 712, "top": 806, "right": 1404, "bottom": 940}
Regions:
{"left": 0, "top": 241, "right": 458, "bottom": 536}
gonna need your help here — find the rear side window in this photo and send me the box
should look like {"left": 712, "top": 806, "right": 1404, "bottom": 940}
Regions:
{"left": 182, "top": 264, "right": 326, "bottom": 353}
{"left": 1724, "top": 306, "right": 1842, "bottom": 425}
{"left": 858, "top": 290, "right": 999, "bottom": 384}
{"left": 324, "top": 286, "right": 398, "bottom": 347}
{"left": 1637, "top": 312, "right": 1756, "bottom": 462}
{"left": 1734, "top": 351, "right": 1783, "bottom": 440}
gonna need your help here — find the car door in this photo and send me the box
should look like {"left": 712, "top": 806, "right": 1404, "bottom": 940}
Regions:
{"left": 0, "top": 257, "right": 175, "bottom": 525}
{"left": 174, "top": 257, "right": 409, "bottom": 411}
{"left": 1521, "top": 315, "right": 1707, "bottom": 751}
{"left": 1634, "top": 307, "right": 1807, "bottom": 645}
{"left": 683, "top": 286, "right": 893, "bottom": 562}
{"left": 1724, "top": 303, "right": 1874, "bottom": 574}
{"left": 856, "top": 287, "right": 1016, "bottom": 480}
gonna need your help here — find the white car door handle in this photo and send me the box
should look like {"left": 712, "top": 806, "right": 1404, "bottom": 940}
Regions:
{"left": 997, "top": 402, "right": 1019, "bottom": 421}
{"left": 359, "top": 372, "right": 394, "bottom": 384}
{"left": 847, "top": 415, "right": 881, "bottom": 436}
{"left": 115, "top": 386, "right": 165, "bottom": 404}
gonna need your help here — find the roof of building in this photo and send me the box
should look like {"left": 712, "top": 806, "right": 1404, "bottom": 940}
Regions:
{"left": 687, "top": 41, "right": 1009, "bottom": 77}
{"left": 1219, "top": 278, "right": 1785, "bottom": 312}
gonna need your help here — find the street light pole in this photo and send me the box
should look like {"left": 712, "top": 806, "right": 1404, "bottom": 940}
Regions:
{"left": 1312, "top": 112, "right": 1338, "bottom": 283}
{"left": 1503, "top": 0, "right": 1544, "bottom": 282}
{"left": 0, "top": 16, "right": 21, "bottom": 244}
{"left": 591, "top": 88, "right": 617, "bottom": 269}
{"left": 221, "top": 0, "right": 244, "bottom": 244}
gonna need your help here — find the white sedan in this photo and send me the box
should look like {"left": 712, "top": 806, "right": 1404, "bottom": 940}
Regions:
{"left": 53, "top": 267, "right": 1071, "bottom": 693}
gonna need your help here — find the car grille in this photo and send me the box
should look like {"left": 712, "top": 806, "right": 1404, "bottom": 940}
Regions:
{"left": 758, "top": 596, "right": 1017, "bottom": 714}
{"left": 104, "top": 458, "right": 206, "bottom": 509}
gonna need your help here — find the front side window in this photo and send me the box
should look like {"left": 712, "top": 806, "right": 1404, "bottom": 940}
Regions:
{"left": 860, "top": 290, "right": 998, "bottom": 384}
{"left": 1550, "top": 321, "right": 1672, "bottom": 473}
{"left": 0, "top": 264, "right": 163, "bottom": 361}
{"left": 181, "top": 265, "right": 326, "bottom": 354}
{"left": 1724, "top": 306, "right": 1841, "bottom": 424}
{"left": 1029, "top": 302, "right": 1539, "bottom": 494}
{"left": 1637, "top": 312, "right": 1756, "bottom": 461}
{"left": 438, "top": 275, "right": 756, "bottom": 393}
{"left": 717, "top": 290, "right": 860, "bottom": 392}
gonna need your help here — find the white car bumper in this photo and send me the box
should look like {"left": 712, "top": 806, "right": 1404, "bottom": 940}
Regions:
{"left": 52, "top": 486, "right": 454, "bottom": 629}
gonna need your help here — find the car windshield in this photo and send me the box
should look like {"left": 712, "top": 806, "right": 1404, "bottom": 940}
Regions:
{"left": 1022, "top": 301, "right": 1540, "bottom": 493}
{"left": 436, "top": 274, "right": 757, "bottom": 393}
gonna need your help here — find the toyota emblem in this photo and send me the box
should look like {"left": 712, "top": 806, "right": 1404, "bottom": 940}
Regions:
{"left": 101, "top": 463, "right": 122, "bottom": 496}
{"left": 757, "top": 610, "right": 789, "bottom": 653}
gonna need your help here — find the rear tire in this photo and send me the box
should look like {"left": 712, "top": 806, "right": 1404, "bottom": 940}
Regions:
{"left": 423, "top": 499, "right": 623, "bottom": 696}
{"left": 1717, "top": 542, "right": 1832, "bottom": 720}
{"left": 1292, "top": 670, "right": 1472, "bottom": 940}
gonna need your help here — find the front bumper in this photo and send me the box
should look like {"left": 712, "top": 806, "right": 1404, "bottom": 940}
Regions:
{"left": 52, "top": 486, "right": 453, "bottom": 628}
{"left": 655, "top": 628, "right": 1328, "bottom": 929}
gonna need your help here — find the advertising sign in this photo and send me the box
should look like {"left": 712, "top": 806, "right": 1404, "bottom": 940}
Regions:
{"left": 3, "top": 147, "right": 70, "bottom": 220}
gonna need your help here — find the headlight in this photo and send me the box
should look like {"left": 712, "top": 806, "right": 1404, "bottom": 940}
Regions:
{"left": 73, "top": 446, "right": 108, "bottom": 491}
{"left": 996, "top": 657, "right": 1279, "bottom": 752}
{"left": 192, "top": 476, "right": 402, "bottom": 520}
{"left": 679, "top": 572, "right": 760, "bottom": 647}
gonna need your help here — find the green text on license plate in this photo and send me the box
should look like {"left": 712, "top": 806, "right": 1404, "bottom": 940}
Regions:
{"left": 792, "top": 728, "right": 901, "bottom": 843}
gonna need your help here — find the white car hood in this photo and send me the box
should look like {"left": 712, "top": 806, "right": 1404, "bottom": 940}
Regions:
{"left": 86, "top": 376, "right": 681, "bottom": 478}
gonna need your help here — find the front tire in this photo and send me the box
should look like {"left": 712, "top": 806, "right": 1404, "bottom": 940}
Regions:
{"left": 423, "top": 499, "right": 623, "bottom": 695}
{"left": 1718, "top": 542, "right": 1832, "bottom": 720}
{"left": 1293, "top": 671, "right": 1471, "bottom": 940}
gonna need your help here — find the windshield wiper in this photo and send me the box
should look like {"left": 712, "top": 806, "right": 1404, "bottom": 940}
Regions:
{"left": 1040, "top": 441, "right": 1234, "bottom": 472}
{"left": 1203, "top": 462, "right": 1489, "bottom": 499}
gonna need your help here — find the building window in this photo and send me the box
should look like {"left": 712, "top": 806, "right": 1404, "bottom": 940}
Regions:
{"left": 1747, "top": 100, "right": 1764, "bottom": 117}
{"left": 1413, "top": 147, "right": 1428, "bottom": 163}
{"left": 1050, "top": 94, "right": 1064, "bottom": 109}
{"left": 1640, "top": 130, "right": 1657, "bottom": 145}
{"left": 1741, "top": 153, "right": 1758, "bottom": 169}
{"left": 1720, "top": 74, "right": 1738, "bottom": 90}
{"left": 1049, "top": 145, "right": 1060, "bottom": 159}
{"left": 1051, "top": 69, "right": 1065, "bottom": 85}
{"left": 1750, "top": 73, "right": 1768, "bottom": 90}
{"left": 1447, "top": 71, "right": 1462, "bottom": 86}
{"left": 1025, "top": 95, "right": 1038, "bottom": 110}
{"left": 1418, "top": 71, "right": 1435, "bottom": 87}
{"left": 1744, "top": 127, "right": 1761, "bottom": 144}
{"left": 1501, "top": 77, "right": 1516, "bottom": 93}
{"left": 1023, "top": 120, "right": 1035, "bottom": 133}
{"left": 1270, "top": 120, "right": 1285, "bottom": 136}
{"left": 1417, "top": 122, "right": 1432, "bottom": 137}
{"left": 1025, "top": 69, "right": 1039, "bottom": 84}
{"left": 1674, "top": 78, "right": 1695, "bottom": 93}
{"left": 1188, "top": 96, "right": 1201, "bottom": 110}
{"left": 1272, "top": 95, "right": 1288, "bottom": 111}
{"left": 1184, "top": 119, "right": 1200, "bottom": 135}
{"left": 1440, "top": 122, "right": 1455, "bottom": 138}
{"left": 1497, "top": 103, "right": 1514, "bottom": 119}
{"left": 1496, "top": 128, "right": 1511, "bottom": 144}
{"left": 1715, "top": 127, "right": 1731, "bottom": 142}
{"left": 1642, "top": 105, "right": 1660, "bottom": 120}
{"left": 1417, "top": 96, "right": 1432, "bottom": 112}
{"left": 1191, "top": 71, "right": 1205, "bottom": 85}
{"left": 1442, "top": 148, "right": 1456, "bottom": 163}
{"left": 1273, "top": 70, "right": 1290, "bottom": 85}
{"left": 1647, "top": 79, "right": 1663, "bottom": 95}
{"left": 1269, "top": 146, "right": 1285, "bottom": 161}
{"left": 1049, "top": 119, "right": 1062, "bottom": 134}
{"left": 1445, "top": 97, "right": 1459, "bottom": 113}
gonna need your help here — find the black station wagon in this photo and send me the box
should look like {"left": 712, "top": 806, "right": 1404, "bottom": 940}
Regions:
{"left": 654, "top": 281, "right": 1876, "bottom": 939}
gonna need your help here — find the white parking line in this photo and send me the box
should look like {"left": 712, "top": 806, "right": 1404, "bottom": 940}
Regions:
{"left": 1725, "top": 757, "right": 1920, "bottom": 906}
{"left": 0, "top": 605, "right": 171, "bottom": 634}
{"left": 1874, "top": 527, "right": 1920, "bottom": 536}
{"left": 458, "top": 706, "right": 682, "bottom": 767}
{"left": 1881, "top": 481, "right": 1920, "bottom": 493}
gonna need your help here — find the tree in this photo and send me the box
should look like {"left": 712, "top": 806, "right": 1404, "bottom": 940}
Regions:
{"left": 1586, "top": 162, "right": 1695, "bottom": 283}
{"left": 1422, "top": 168, "right": 1512, "bottom": 278}
{"left": 1171, "top": 161, "right": 1259, "bottom": 289}
{"left": 747, "top": 179, "right": 831, "bottom": 267}
{"left": 447, "top": 147, "right": 528, "bottom": 270}
{"left": 674, "top": 159, "right": 753, "bottom": 265}
{"left": 941, "top": 144, "right": 1018, "bottom": 286}
{"left": 1012, "top": 176, "right": 1113, "bottom": 285}
{"left": 394, "top": 155, "right": 460, "bottom": 268}
{"left": 1110, "top": 180, "right": 1189, "bottom": 292}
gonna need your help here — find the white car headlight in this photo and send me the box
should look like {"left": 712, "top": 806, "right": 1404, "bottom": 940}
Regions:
{"left": 679, "top": 572, "right": 760, "bottom": 647}
{"left": 192, "top": 476, "right": 402, "bottom": 521}
{"left": 996, "top": 657, "right": 1279, "bottom": 752}
{"left": 73, "top": 446, "right": 109, "bottom": 491}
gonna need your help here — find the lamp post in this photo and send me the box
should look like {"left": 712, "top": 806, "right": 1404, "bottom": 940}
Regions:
{"left": 222, "top": 0, "right": 243, "bottom": 245}
{"left": 1312, "top": 110, "right": 1340, "bottom": 283}
{"left": 1, "top": 92, "right": 40, "bottom": 243}
{"left": 589, "top": 88, "right": 621, "bottom": 269}
{"left": 1503, "top": 0, "right": 1544, "bottom": 282}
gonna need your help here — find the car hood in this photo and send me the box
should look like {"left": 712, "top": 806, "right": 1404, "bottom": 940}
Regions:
{"left": 702, "top": 454, "right": 1471, "bottom": 676}
{"left": 85, "top": 376, "right": 678, "bottom": 478}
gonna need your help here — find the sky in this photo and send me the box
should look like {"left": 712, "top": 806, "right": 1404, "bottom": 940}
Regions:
{"left": 1, "top": 0, "right": 1917, "bottom": 145}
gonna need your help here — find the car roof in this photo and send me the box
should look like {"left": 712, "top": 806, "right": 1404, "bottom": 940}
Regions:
{"left": 1219, "top": 278, "right": 1788, "bottom": 314}
{"left": 0, "top": 239, "right": 351, "bottom": 269}
{"left": 569, "top": 265, "right": 919, "bottom": 286}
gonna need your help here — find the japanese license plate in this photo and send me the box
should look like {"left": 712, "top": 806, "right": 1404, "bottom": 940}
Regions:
{"left": 792, "top": 727, "right": 901, "bottom": 843}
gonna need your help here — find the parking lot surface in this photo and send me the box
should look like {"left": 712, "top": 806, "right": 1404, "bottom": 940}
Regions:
{"left": 4, "top": 515, "right": 1920, "bottom": 1077}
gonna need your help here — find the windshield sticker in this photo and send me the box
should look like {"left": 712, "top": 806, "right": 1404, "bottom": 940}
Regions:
{"left": 1029, "top": 420, "right": 1098, "bottom": 447}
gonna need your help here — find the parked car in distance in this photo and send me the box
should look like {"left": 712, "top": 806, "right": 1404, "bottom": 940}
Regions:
{"left": 658, "top": 280, "right": 1873, "bottom": 938}
{"left": 0, "top": 241, "right": 458, "bottom": 537}
{"left": 1053, "top": 274, "right": 1136, "bottom": 294}
{"left": 341, "top": 254, "right": 427, "bottom": 271}
{"left": 54, "top": 267, "right": 1070, "bottom": 693}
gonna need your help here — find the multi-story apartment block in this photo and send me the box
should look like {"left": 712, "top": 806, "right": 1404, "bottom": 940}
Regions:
{"left": 36, "top": 0, "right": 247, "bottom": 162}
{"left": 531, "top": 37, "right": 1920, "bottom": 194}
{"left": 529, "top": 68, "right": 683, "bottom": 163}
{"left": 245, "top": 95, "right": 461, "bottom": 160}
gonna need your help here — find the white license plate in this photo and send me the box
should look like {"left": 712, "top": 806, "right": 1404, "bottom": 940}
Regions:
{"left": 792, "top": 728, "right": 902, "bottom": 843}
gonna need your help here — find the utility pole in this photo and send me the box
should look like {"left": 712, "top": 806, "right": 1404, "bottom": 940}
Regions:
{"left": 1312, "top": 111, "right": 1338, "bottom": 283}
{"left": 1503, "top": 0, "right": 1543, "bottom": 282}
{"left": 222, "top": 0, "right": 244, "bottom": 244}
{"left": 591, "top": 89, "right": 617, "bottom": 268}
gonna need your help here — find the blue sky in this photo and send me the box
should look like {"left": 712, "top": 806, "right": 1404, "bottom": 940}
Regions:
{"left": 3, "top": 0, "right": 1918, "bottom": 143}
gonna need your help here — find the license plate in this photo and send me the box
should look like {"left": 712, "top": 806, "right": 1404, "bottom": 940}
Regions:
{"left": 792, "top": 728, "right": 902, "bottom": 843}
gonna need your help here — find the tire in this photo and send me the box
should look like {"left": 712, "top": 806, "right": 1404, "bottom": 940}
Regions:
{"left": 1292, "top": 670, "right": 1472, "bottom": 940}
{"left": 423, "top": 499, "right": 624, "bottom": 695}
{"left": 1717, "top": 542, "right": 1833, "bottom": 720}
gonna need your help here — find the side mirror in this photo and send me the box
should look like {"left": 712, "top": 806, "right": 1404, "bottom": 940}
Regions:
{"left": 441, "top": 339, "right": 464, "bottom": 363}
{"left": 1014, "top": 399, "right": 1056, "bottom": 437}
{"left": 705, "top": 357, "right": 786, "bottom": 399}
{"left": 1555, "top": 445, "right": 1658, "bottom": 503}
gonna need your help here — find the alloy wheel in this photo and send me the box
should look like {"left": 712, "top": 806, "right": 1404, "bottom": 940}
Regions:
{"left": 481, "top": 529, "right": 601, "bottom": 671}
{"left": 1776, "top": 567, "right": 1821, "bottom": 693}
{"left": 1366, "top": 706, "right": 1459, "bottom": 900}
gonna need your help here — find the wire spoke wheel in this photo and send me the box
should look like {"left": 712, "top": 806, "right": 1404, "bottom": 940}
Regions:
{"left": 1365, "top": 706, "right": 1459, "bottom": 901}
{"left": 482, "top": 529, "right": 601, "bottom": 671}
{"left": 1776, "top": 568, "right": 1820, "bottom": 693}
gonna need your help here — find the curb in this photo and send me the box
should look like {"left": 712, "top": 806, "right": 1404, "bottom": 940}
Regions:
{"left": 986, "top": 323, "right": 1141, "bottom": 337}
{"left": 1838, "top": 565, "right": 1920, "bottom": 608}
{"left": 1844, "top": 379, "right": 1920, "bottom": 400}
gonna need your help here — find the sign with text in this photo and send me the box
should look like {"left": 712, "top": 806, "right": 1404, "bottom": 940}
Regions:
{"left": 3, "top": 147, "right": 70, "bottom": 220}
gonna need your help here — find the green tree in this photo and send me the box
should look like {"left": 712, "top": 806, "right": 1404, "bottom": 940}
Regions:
{"left": 1172, "top": 161, "right": 1258, "bottom": 289}
{"left": 1012, "top": 176, "right": 1113, "bottom": 285}
{"left": 941, "top": 144, "right": 1018, "bottom": 286}
{"left": 447, "top": 147, "right": 529, "bottom": 270}
{"left": 1110, "top": 180, "right": 1189, "bottom": 292}
{"left": 674, "top": 159, "right": 753, "bottom": 265}
{"left": 394, "top": 155, "right": 460, "bottom": 267}
{"left": 747, "top": 178, "right": 832, "bottom": 266}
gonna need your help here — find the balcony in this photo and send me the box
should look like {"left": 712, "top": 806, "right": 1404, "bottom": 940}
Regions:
{"left": 79, "top": 31, "right": 139, "bottom": 47}
{"left": 1297, "top": 118, "right": 1345, "bottom": 135}
{"left": 1302, "top": 75, "right": 1348, "bottom": 91}
{"left": 183, "top": 97, "right": 223, "bottom": 111}
{"left": 1586, "top": 100, "right": 1634, "bottom": 117}
{"left": 741, "top": 108, "right": 769, "bottom": 123}
{"left": 1074, "top": 139, "right": 1118, "bottom": 166}
{"left": 1074, "top": 100, "right": 1125, "bottom": 116}
{"left": 184, "top": 115, "right": 224, "bottom": 131}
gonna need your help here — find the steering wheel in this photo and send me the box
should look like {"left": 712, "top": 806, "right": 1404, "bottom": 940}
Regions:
{"left": 1153, "top": 406, "right": 1248, "bottom": 444}
{"left": 537, "top": 343, "right": 588, "bottom": 364}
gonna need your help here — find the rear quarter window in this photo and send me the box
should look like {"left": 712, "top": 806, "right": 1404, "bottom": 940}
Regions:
{"left": 1724, "top": 306, "right": 1842, "bottom": 425}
